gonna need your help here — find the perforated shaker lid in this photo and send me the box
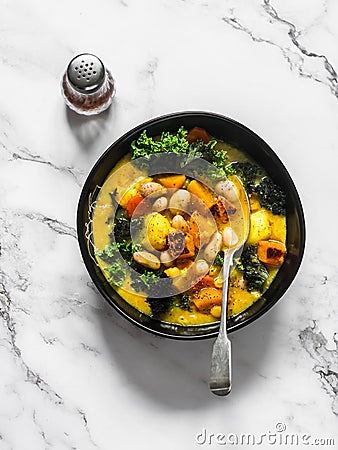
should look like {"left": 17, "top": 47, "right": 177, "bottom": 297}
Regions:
{"left": 67, "top": 53, "right": 105, "bottom": 94}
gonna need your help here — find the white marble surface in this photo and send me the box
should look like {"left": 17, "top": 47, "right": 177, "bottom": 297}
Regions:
{"left": 0, "top": 0, "right": 338, "bottom": 449}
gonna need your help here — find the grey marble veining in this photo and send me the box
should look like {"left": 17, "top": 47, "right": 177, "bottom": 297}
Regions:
{"left": 222, "top": 0, "right": 338, "bottom": 98}
{"left": 0, "top": 0, "right": 337, "bottom": 449}
{"left": 300, "top": 324, "right": 338, "bottom": 416}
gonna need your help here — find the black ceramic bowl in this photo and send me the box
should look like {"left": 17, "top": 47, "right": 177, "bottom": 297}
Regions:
{"left": 77, "top": 111, "right": 305, "bottom": 339}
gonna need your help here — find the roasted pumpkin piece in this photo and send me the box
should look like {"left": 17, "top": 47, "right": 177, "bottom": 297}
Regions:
{"left": 176, "top": 258, "right": 194, "bottom": 270}
{"left": 192, "top": 287, "right": 222, "bottom": 311}
{"left": 167, "top": 230, "right": 195, "bottom": 259}
{"left": 188, "top": 210, "right": 217, "bottom": 249}
{"left": 126, "top": 195, "right": 144, "bottom": 218}
{"left": 119, "top": 186, "right": 139, "bottom": 208}
{"left": 188, "top": 212, "right": 201, "bottom": 248}
{"left": 167, "top": 229, "right": 186, "bottom": 258}
{"left": 156, "top": 174, "right": 186, "bottom": 189}
{"left": 186, "top": 127, "right": 210, "bottom": 144}
{"left": 191, "top": 276, "right": 215, "bottom": 291}
{"left": 179, "top": 233, "right": 195, "bottom": 259}
{"left": 211, "top": 203, "right": 228, "bottom": 224}
{"left": 187, "top": 180, "right": 217, "bottom": 209}
{"left": 211, "top": 196, "right": 237, "bottom": 224}
{"left": 257, "top": 240, "right": 286, "bottom": 266}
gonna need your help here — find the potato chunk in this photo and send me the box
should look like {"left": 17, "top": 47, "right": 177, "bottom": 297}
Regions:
{"left": 147, "top": 213, "right": 171, "bottom": 250}
{"left": 247, "top": 210, "right": 271, "bottom": 244}
{"left": 167, "top": 230, "right": 195, "bottom": 259}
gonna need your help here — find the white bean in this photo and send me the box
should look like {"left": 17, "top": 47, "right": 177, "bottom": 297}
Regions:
{"left": 215, "top": 180, "right": 238, "bottom": 202}
{"left": 139, "top": 182, "right": 163, "bottom": 197}
{"left": 160, "top": 250, "right": 174, "bottom": 267}
{"left": 169, "top": 190, "right": 191, "bottom": 213}
{"left": 194, "top": 259, "right": 209, "bottom": 276}
{"left": 172, "top": 214, "right": 189, "bottom": 232}
{"left": 133, "top": 251, "right": 161, "bottom": 270}
{"left": 204, "top": 232, "right": 222, "bottom": 261}
{"left": 152, "top": 196, "right": 168, "bottom": 212}
{"left": 222, "top": 227, "right": 238, "bottom": 247}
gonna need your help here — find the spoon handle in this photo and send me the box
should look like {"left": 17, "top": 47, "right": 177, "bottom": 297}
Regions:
{"left": 209, "top": 250, "right": 234, "bottom": 396}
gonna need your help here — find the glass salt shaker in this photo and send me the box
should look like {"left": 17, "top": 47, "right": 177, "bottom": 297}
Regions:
{"left": 61, "top": 53, "right": 116, "bottom": 115}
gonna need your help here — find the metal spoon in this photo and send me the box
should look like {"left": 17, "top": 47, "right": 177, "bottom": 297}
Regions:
{"left": 209, "top": 176, "right": 250, "bottom": 396}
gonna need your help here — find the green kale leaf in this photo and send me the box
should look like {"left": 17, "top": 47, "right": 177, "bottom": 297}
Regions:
{"left": 131, "top": 127, "right": 189, "bottom": 159}
{"left": 214, "top": 252, "right": 224, "bottom": 267}
{"left": 254, "top": 177, "right": 286, "bottom": 215}
{"left": 237, "top": 245, "right": 269, "bottom": 292}
{"left": 230, "top": 162, "right": 262, "bottom": 194}
{"left": 146, "top": 296, "right": 174, "bottom": 318}
{"left": 180, "top": 294, "right": 192, "bottom": 311}
{"left": 104, "top": 263, "right": 126, "bottom": 287}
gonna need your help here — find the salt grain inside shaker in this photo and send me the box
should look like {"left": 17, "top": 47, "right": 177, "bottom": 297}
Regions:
{"left": 61, "top": 53, "right": 116, "bottom": 115}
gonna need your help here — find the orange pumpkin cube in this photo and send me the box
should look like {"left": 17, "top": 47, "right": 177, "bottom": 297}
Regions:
{"left": 257, "top": 240, "right": 286, "bottom": 266}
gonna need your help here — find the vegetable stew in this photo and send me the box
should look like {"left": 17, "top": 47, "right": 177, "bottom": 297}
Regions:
{"left": 92, "top": 127, "right": 287, "bottom": 325}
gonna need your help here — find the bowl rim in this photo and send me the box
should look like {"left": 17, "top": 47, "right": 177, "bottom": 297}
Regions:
{"left": 77, "top": 110, "right": 306, "bottom": 339}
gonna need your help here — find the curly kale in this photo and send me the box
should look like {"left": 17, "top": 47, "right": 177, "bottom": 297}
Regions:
{"left": 254, "top": 177, "right": 286, "bottom": 215}
{"left": 103, "top": 208, "right": 140, "bottom": 265}
{"left": 230, "top": 163, "right": 286, "bottom": 215}
{"left": 180, "top": 294, "right": 192, "bottom": 312}
{"left": 113, "top": 209, "right": 130, "bottom": 240}
{"left": 212, "top": 147, "right": 228, "bottom": 169}
{"left": 185, "top": 140, "right": 234, "bottom": 180}
{"left": 95, "top": 241, "right": 134, "bottom": 265}
{"left": 104, "top": 263, "right": 126, "bottom": 287}
{"left": 95, "top": 244, "right": 126, "bottom": 286}
{"left": 214, "top": 252, "right": 224, "bottom": 267}
{"left": 230, "top": 162, "right": 262, "bottom": 194}
{"left": 139, "top": 271, "right": 161, "bottom": 288}
{"left": 146, "top": 297, "right": 174, "bottom": 319}
{"left": 95, "top": 240, "right": 140, "bottom": 287}
{"left": 111, "top": 210, "right": 143, "bottom": 251}
{"left": 130, "top": 269, "right": 166, "bottom": 297}
{"left": 186, "top": 140, "right": 215, "bottom": 163}
{"left": 95, "top": 243, "right": 119, "bottom": 264}
{"left": 131, "top": 127, "right": 189, "bottom": 160}
{"left": 118, "top": 241, "right": 141, "bottom": 265}
{"left": 237, "top": 245, "right": 269, "bottom": 292}
{"left": 147, "top": 293, "right": 191, "bottom": 318}
{"left": 131, "top": 126, "right": 232, "bottom": 171}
